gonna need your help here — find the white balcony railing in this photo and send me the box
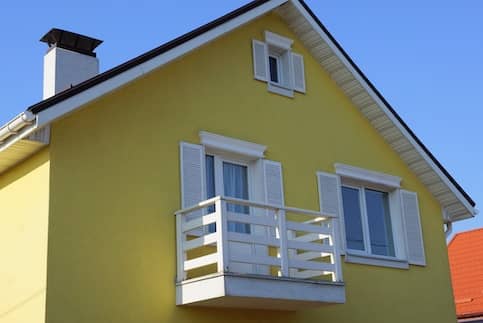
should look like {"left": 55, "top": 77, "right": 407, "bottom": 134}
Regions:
{"left": 175, "top": 196, "right": 343, "bottom": 285}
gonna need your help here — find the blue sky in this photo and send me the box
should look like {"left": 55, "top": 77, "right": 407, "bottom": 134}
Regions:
{"left": 0, "top": 0, "right": 481, "bottom": 236}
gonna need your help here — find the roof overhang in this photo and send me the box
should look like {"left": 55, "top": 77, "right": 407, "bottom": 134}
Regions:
{"left": 0, "top": 0, "right": 476, "bottom": 222}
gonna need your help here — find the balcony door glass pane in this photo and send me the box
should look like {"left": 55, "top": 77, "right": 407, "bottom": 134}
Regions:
{"left": 223, "top": 162, "right": 250, "bottom": 233}
{"left": 205, "top": 155, "right": 216, "bottom": 232}
{"left": 341, "top": 186, "right": 365, "bottom": 251}
{"left": 365, "top": 189, "right": 395, "bottom": 257}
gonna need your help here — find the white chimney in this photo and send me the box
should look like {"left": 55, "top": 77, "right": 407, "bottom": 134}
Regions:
{"left": 41, "top": 28, "right": 102, "bottom": 99}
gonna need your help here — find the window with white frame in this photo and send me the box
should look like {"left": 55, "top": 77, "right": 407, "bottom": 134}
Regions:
{"left": 252, "top": 31, "right": 306, "bottom": 97}
{"left": 341, "top": 185, "right": 395, "bottom": 257}
{"left": 317, "top": 164, "right": 427, "bottom": 269}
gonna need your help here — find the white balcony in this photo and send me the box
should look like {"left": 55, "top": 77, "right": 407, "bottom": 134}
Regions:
{"left": 175, "top": 196, "right": 345, "bottom": 310}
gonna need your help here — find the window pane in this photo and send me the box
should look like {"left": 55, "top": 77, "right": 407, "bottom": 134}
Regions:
{"left": 269, "top": 56, "right": 279, "bottom": 83}
{"left": 223, "top": 162, "right": 250, "bottom": 233}
{"left": 341, "top": 187, "right": 365, "bottom": 251}
{"left": 365, "top": 189, "right": 395, "bottom": 257}
{"left": 205, "top": 155, "right": 216, "bottom": 232}
{"left": 205, "top": 155, "right": 215, "bottom": 200}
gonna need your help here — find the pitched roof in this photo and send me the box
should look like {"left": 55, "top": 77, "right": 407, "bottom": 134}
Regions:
{"left": 449, "top": 229, "right": 483, "bottom": 319}
{"left": 0, "top": 0, "right": 477, "bottom": 221}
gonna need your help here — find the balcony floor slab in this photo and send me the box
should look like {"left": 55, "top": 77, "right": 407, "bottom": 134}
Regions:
{"left": 176, "top": 272, "right": 345, "bottom": 310}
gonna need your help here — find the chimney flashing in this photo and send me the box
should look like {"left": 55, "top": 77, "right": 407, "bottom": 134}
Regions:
{"left": 40, "top": 28, "right": 103, "bottom": 57}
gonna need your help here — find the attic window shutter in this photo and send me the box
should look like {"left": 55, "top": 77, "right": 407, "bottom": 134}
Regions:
{"left": 317, "top": 172, "right": 345, "bottom": 254}
{"left": 180, "top": 142, "right": 205, "bottom": 218}
{"left": 292, "top": 52, "right": 306, "bottom": 93}
{"left": 252, "top": 39, "right": 268, "bottom": 82}
{"left": 263, "top": 160, "right": 285, "bottom": 207}
{"left": 401, "top": 190, "right": 426, "bottom": 266}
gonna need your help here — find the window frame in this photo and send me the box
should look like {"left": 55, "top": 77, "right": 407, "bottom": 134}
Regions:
{"left": 266, "top": 45, "right": 294, "bottom": 97}
{"left": 335, "top": 163, "right": 409, "bottom": 269}
{"left": 205, "top": 152, "right": 255, "bottom": 234}
{"left": 341, "top": 184, "right": 396, "bottom": 258}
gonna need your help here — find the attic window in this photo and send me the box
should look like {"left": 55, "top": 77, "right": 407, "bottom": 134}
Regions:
{"left": 268, "top": 55, "right": 280, "bottom": 83}
{"left": 252, "top": 31, "right": 306, "bottom": 97}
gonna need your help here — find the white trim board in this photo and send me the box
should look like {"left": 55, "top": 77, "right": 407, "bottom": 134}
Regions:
{"left": 199, "top": 131, "right": 266, "bottom": 160}
{"left": 335, "top": 163, "right": 401, "bottom": 189}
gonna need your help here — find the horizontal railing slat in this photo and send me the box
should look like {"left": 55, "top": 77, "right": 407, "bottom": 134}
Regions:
{"left": 293, "top": 251, "right": 332, "bottom": 261}
{"left": 291, "top": 269, "right": 334, "bottom": 279}
{"left": 183, "top": 233, "right": 218, "bottom": 251}
{"left": 286, "top": 221, "right": 332, "bottom": 235}
{"left": 174, "top": 196, "right": 336, "bottom": 219}
{"left": 289, "top": 259, "right": 335, "bottom": 272}
{"left": 184, "top": 253, "right": 218, "bottom": 271}
{"left": 183, "top": 212, "right": 217, "bottom": 232}
{"left": 230, "top": 253, "right": 280, "bottom": 267}
{"left": 291, "top": 232, "right": 331, "bottom": 243}
{"left": 227, "top": 212, "right": 277, "bottom": 227}
{"left": 287, "top": 240, "right": 334, "bottom": 254}
{"left": 228, "top": 232, "right": 280, "bottom": 247}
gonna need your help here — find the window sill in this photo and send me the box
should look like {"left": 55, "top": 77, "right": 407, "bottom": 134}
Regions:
{"left": 344, "top": 251, "right": 409, "bottom": 269}
{"left": 267, "top": 83, "right": 294, "bottom": 98}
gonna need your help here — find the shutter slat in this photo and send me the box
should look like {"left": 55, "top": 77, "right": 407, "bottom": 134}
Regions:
{"left": 180, "top": 142, "right": 205, "bottom": 219}
{"left": 252, "top": 40, "right": 268, "bottom": 82}
{"left": 317, "top": 172, "right": 345, "bottom": 254}
{"left": 292, "top": 52, "right": 306, "bottom": 93}
{"left": 401, "top": 190, "right": 426, "bottom": 266}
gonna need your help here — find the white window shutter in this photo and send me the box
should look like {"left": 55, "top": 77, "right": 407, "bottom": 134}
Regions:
{"left": 280, "top": 51, "right": 294, "bottom": 90}
{"left": 401, "top": 190, "right": 426, "bottom": 266}
{"left": 252, "top": 39, "right": 268, "bottom": 82}
{"left": 317, "top": 172, "right": 345, "bottom": 254}
{"left": 263, "top": 160, "right": 285, "bottom": 207}
{"left": 180, "top": 142, "right": 205, "bottom": 219}
{"left": 292, "top": 52, "right": 306, "bottom": 93}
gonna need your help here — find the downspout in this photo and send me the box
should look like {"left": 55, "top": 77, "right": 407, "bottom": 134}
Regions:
{"left": 445, "top": 222, "right": 453, "bottom": 239}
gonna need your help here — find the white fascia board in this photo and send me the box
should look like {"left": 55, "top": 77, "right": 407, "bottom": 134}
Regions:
{"left": 290, "top": 0, "right": 476, "bottom": 217}
{"left": 36, "top": 0, "right": 288, "bottom": 127}
{"left": 199, "top": 131, "right": 266, "bottom": 159}
{"left": 334, "top": 163, "right": 401, "bottom": 188}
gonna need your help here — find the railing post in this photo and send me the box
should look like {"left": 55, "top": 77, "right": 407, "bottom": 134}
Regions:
{"left": 330, "top": 217, "right": 343, "bottom": 282}
{"left": 215, "top": 197, "right": 229, "bottom": 273}
{"left": 277, "top": 209, "right": 289, "bottom": 277}
{"left": 175, "top": 212, "right": 186, "bottom": 282}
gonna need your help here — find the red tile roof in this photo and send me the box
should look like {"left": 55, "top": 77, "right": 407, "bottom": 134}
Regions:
{"left": 449, "top": 228, "right": 483, "bottom": 319}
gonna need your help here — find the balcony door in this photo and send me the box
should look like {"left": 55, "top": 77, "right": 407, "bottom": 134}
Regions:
{"left": 206, "top": 155, "right": 258, "bottom": 274}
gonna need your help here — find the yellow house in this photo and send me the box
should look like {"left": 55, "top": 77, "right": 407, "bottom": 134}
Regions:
{"left": 0, "top": 1, "right": 477, "bottom": 322}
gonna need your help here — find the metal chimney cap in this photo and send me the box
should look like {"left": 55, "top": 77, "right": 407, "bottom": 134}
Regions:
{"left": 40, "top": 28, "right": 103, "bottom": 57}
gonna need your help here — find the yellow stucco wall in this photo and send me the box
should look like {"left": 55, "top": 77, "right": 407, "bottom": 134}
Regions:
{"left": 44, "top": 12, "right": 456, "bottom": 323}
{"left": 0, "top": 148, "right": 49, "bottom": 323}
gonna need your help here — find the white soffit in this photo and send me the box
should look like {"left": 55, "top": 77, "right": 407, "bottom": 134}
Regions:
{"left": 0, "top": 139, "right": 47, "bottom": 174}
{"left": 276, "top": 0, "right": 475, "bottom": 221}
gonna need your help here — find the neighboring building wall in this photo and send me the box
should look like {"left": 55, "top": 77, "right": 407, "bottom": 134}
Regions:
{"left": 0, "top": 148, "right": 50, "bottom": 323}
{"left": 45, "top": 12, "right": 456, "bottom": 323}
